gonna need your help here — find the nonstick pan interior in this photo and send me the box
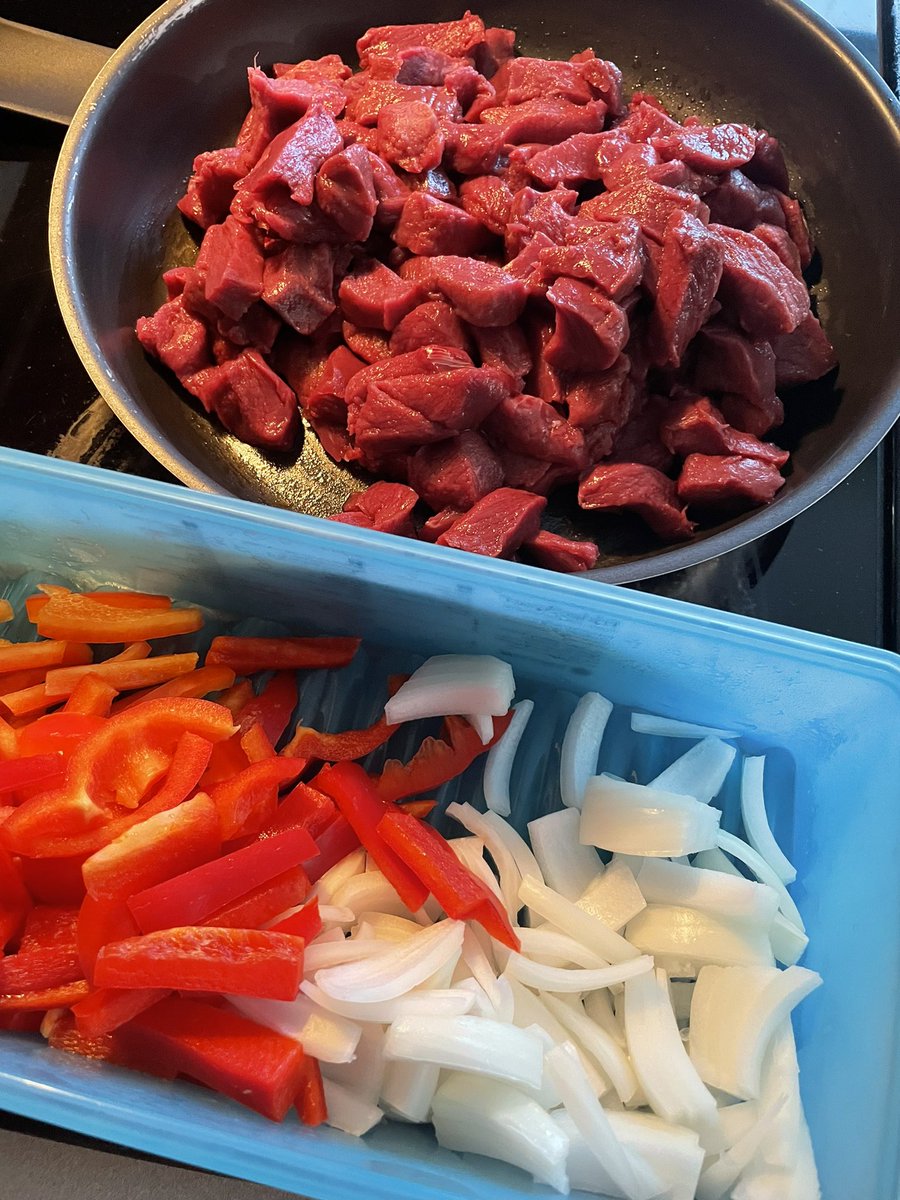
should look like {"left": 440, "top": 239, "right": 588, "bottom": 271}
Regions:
{"left": 50, "top": 0, "right": 900, "bottom": 582}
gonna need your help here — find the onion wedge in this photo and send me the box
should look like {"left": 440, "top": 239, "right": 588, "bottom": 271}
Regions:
{"left": 560, "top": 691, "right": 613, "bottom": 809}
{"left": 384, "top": 655, "right": 515, "bottom": 725}
{"left": 581, "top": 776, "right": 721, "bottom": 857}
{"left": 740, "top": 755, "right": 797, "bottom": 884}
{"left": 483, "top": 699, "right": 533, "bottom": 816}
{"left": 649, "top": 737, "right": 736, "bottom": 804}
{"left": 314, "top": 919, "right": 465, "bottom": 1002}
{"left": 528, "top": 807, "right": 602, "bottom": 901}
{"left": 384, "top": 1013, "right": 545, "bottom": 1089}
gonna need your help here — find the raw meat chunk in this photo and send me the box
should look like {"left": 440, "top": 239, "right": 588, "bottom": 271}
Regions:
{"left": 394, "top": 193, "right": 492, "bottom": 256}
{"left": 711, "top": 224, "right": 810, "bottom": 338}
{"left": 649, "top": 211, "right": 724, "bottom": 367}
{"left": 338, "top": 260, "right": 423, "bottom": 331}
{"left": 314, "top": 144, "right": 378, "bottom": 241}
{"left": 769, "top": 312, "right": 837, "bottom": 387}
{"left": 660, "top": 396, "right": 789, "bottom": 465}
{"left": 389, "top": 301, "right": 470, "bottom": 355}
{"left": 677, "top": 453, "right": 785, "bottom": 507}
{"left": 542, "top": 217, "right": 645, "bottom": 300}
{"left": 483, "top": 392, "right": 587, "bottom": 469}
{"left": 580, "top": 178, "right": 707, "bottom": 243}
{"left": 262, "top": 242, "right": 336, "bottom": 335}
{"left": 338, "top": 482, "right": 420, "bottom": 536}
{"left": 652, "top": 122, "right": 756, "bottom": 172}
{"left": 527, "top": 129, "right": 629, "bottom": 188}
{"left": 436, "top": 488, "right": 547, "bottom": 557}
{"left": 545, "top": 278, "right": 629, "bottom": 372}
{"left": 408, "top": 431, "right": 504, "bottom": 510}
{"left": 187, "top": 349, "right": 299, "bottom": 450}
{"left": 578, "top": 462, "right": 694, "bottom": 540}
{"left": 521, "top": 529, "right": 599, "bottom": 572}
{"left": 136, "top": 296, "right": 210, "bottom": 379}
{"left": 479, "top": 97, "right": 607, "bottom": 144}
{"left": 178, "top": 147, "right": 245, "bottom": 230}
{"left": 400, "top": 256, "right": 526, "bottom": 326}
{"left": 356, "top": 14, "right": 486, "bottom": 69}
{"left": 377, "top": 101, "right": 445, "bottom": 173}
{"left": 692, "top": 323, "right": 777, "bottom": 404}
{"left": 469, "top": 323, "right": 532, "bottom": 379}
{"left": 199, "top": 217, "right": 265, "bottom": 322}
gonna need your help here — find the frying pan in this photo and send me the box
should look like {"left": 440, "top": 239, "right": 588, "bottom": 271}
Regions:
{"left": 8, "top": 0, "right": 900, "bottom": 582}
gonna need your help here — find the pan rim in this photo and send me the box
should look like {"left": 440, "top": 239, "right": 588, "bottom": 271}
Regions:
{"left": 48, "top": 0, "right": 900, "bottom": 585}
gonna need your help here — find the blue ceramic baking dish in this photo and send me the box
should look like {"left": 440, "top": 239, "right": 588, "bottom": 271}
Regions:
{"left": 0, "top": 446, "right": 897, "bottom": 1200}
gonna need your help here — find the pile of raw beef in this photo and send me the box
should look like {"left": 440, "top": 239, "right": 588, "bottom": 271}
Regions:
{"left": 136, "top": 11, "right": 836, "bottom": 572}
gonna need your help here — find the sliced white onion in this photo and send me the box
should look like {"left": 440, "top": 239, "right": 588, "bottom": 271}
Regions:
{"left": 303, "top": 938, "right": 394, "bottom": 972}
{"left": 583, "top": 987, "right": 627, "bottom": 1048}
{"left": 384, "top": 1013, "right": 545, "bottom": 1089}
{"left": 226, "top": 994, "right": 361, "bottom": 1064}
{"left": 322, "top": 1078, "right": 383, "bottom": 1136}
{"left": 544, "top": 1041, "right": 661, "bottom": 1200}
{"left": 354, "top": 911, "right": 423, "bottom": 942}
{"left": 622, "top": 967, "right": 724, "bottom": 1151}
{"left": 576, "top": 860, "right": 647, "bottom": 932}
{"left": 379, "top": 1059, "right": 441, "bottom": 1123}
{"left": 630, "top": 713, "right": 738, "bottom": 739}
{"left": 460, "top": 924, "right": 506, "bottom": 1011}
{"left": 321, "top": 1023, "right": 386, "bottom": 1104}
{"left": 309, "top": 927, "right": 345, "bottom": 946}
{"left": 649, "top": 737, "right": 737, "bottom": 804}
{"left": 625, "top": 905, "right": 774, "bottom": 975}
{"left": 581, "top": 776, "right": 721, "bottom": 857}
{"left": 477, "top": 807, "right": 543, "bottom": 884}
{"left": 528, "top": 807, "right": 602, "bottom": 901}
{"left": 717, "top": 830, "right": 805, "bottom": 931}
{"left": 464, "top": 710, "right": 495, "bottom": 745}
{"left": 516, "top": 926, "right": 609, "bottom": 969}
{"left": 691, "top": 846, "right": 744, "bottom": 877}
{"left": 769, "top": 911, "right": 809, "bottom": 967}
{"left": 311, "top": 846, "right": 367, "bottom": 904}
{"left": 445, "top": 801, "right": 523, "bottom": 917}
{"left": 519, "top": 875, "right": 641, "bottom": 963}
{"left": 696, "top": 1092, "right": 788, "bottom": 1200}
{"left": 505, "top": 950, "right": 653, "bottom": 993}
{"left": 333, "top": 871, "right": 419, "bottom": 920}
{"left": 506, "top": 977, "right": 608, "bottom": 1101}
{"left": 448, "top": 836, "right": 504, "bottom": 903}
{"left": 560, "top": 691, "right": 614, "bottom": 809}
{"left": 540, "top": 992, "right": 640, "bottom": 1105}
{"left": 688, "top": 964, "right": 822, "bottom": 1100}
{"left": 316, "top": 904, "right": 357, "bottom": 928}
{"left": 632, "top": 858, "right": 779, "bottom": 929}
{"left": 740, "top": 756, "right": 797, "bottom": 885}
{"left": 384, "top": 654, "right": 515, "bottom": 725}
{"left": 431, "top": 1072, "right": 570, "bottom": 1194}
{"left": 300, "top": 980, "right": 474, "bottom": 1024}
{"left": 483, "top": 699, "right": 533, "bottom": 815}
{"left": 314, "top": 919, "right": 465, "bottom": 1003}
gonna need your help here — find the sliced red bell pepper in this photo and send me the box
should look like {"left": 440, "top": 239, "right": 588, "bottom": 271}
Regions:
{"left": 206, "top": 635, "right": 361, "bottom": 674}
{"left": 127, "top": 824, "right": 318, "bottom": 933}
{"left": 217, "top": 678, "right": 255, "bottom": 716}
{"left": 111, "top": 665, "right": 237, "bottom": 713}
{"left": 398, "top": 799, "right": 438, "bottom": 819}
{"left": 113, "top": 994, "right": 309, "bottom": 1120}
{"left": 0, "top": 714, "right": 18, "bottom": 759}
{"left": 206, "top": 866, "right": 310, "bottom": 930}
{"left": 0, "top": 979, "right": 89, "bottom": 1010}
{"left": 34, "top": 592, "right": 203, "bottom": 644}
{"left": 281, "top": 712, "right": 398, "bottom": 762}
{"left": 94, "top": 926, "right": 305, "bottom": 1001}
{"left": 0, "top": 1009, "right": 43, "bottom": 1032}
{"left": 71, "top": 986, "right": 170, "bottom": 1039}
{"left": 264, "top": 781, "right": 338, "bottom": 841}
{"left": 26, "top": 588, "right": 173, "bottom": 621}
{"left": 0, "top": 698, "right": 235, "bottom": 854}
{"left": 314, "top": 762, "right": 429, "bottom": 913}
{"left": 43, "top": 652, "right": 200, "bottom": 700}
{"left": 0, "top": 941, "right": 84, "bottom": 992}
{"left": 240, "top": 723, "right": 277, "bottom": 762}
{"left": 236, "top": 671, "right": 298, "bottom": 747}
{"left": 301, "top": 812, "right": 359, "bottom": 884}
{"left": 374, "top": 710, "right": 514, "bottom": 803}
{"left": 62, "top": 675, "right": 119, "bottom": 717}
{"left": 0, "top": 599, "right": 13, "bottom": 623}
{"left": 82, "top": 792, "right": 222, "bottom": 902}
{"left": 0, "top": 847, "right": 30, "bottom": 950}
{"left": 268, "top": 896, "right": 322, "bottom": 942}
{"left": 45, "top": 1009, "right": 119, "bottom": 1060}
{"left": 377, "top": 807, "right": 520, "bottom": 951}
{"left": 0, "top": 640, "right": 90, "bottom": 674}
{"left": 19, "top": 855, "right": 87, "bottom": 906}
{"left": 295, "top": 1053, "right": 328, "bottom": 1126}
{"left": 77, "top": 894, "right": 141, "bottom": 984}
{"left": 0, "top": 754, "right": 66, "bottom": 797}
{"left": 208, "top": 756, "right": 305, "bottom": 841}
{"left": 17, "top": 713, "right": 108, "bottom": 760}
{"left": 18, "top": 904, "right": 79, "bottom": 952}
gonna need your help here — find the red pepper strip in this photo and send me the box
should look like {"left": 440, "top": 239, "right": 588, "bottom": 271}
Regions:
{"left": 199, "top": 736, "right": 251, "bottom": 788}
{"left": 208, "top": 757, "right": 306, "bottom": 842}
{"left": 19, "top": 855, "right": 87, "bottom": 906}
{"left": 315, "top": 763, "right": 429, "bottom": 913}
{"left": 71, "top": 986, "right": 170, "bottom": 1039}
{"left": 17, "top": 713, "right": 108, "bottom": 760}
{"left": 0, "top": 683, "right": 57, "bottom": 719}
{"left": 114, "top": 995, "right": 309, "bottom": 1120}
{"left": 281, "top": 712, "right": 399, "bottom": 763}
{"left": 399, "top": 799, "right": 438, "bottom": 819}
{"left": 111, "top": 665, "right": 237, "bottom": 714}
{"left": 377, "top": 808, "right": 520, "bottom": 950}
{"left": 265, "top": 782, "right": 338, "bottom": 841}
{"left": 0, "top": 640, "right": 87, "bottom": 674}
{"left": 206, "top": 866, "right": 310, "bottom": 930}
{"left": 0, "top": 715, "right": 19, "bottom": 759}
{"left": 295, "top": 1054, "right": 328, "bottom": 1126}
{"left": 43, "top": 653, "right": 200, "bottom": 700}
{"left": 46, "top": 1011, "right": 118, "bottom": 1060}
{"left": 0, "top": 667, "right": 48, "bottom": 695}
{"left": 0, "top": 754, "right": 65, "bottom": 797}
{"left": 217, "top": 678, "right": 255, "bottom": 716}
{"left": 240, "top": 723, "right": 276, "bottom": 762}
{"left": 0, "top": 847, "right": 30, "bottom": 950}
{"left": 35, "top": 593, "right": 203, "bottom": 644}
{"left": 0, "top": 980, "right": 90, "bottom": 1010}
{"left": 77, "top": 894, "right": 141, "bottom": 985}
{"left": 0, "top": 698, "right": 235, "bottom": 855}
{"left": 18, "top": 904, "right": 79, "bottom": 952}
{"left": 127, "top": 825, "right": 318, "bottom": 933}
{"left": 206, "top": 635, "right": 361, "bottom": 674}
{"left": 302, "top": 813, "right": 360, "bottom": 884}
{"left": 374, "top": 710, "right": 515, "bottom": 803}
{"left": 0, "top": 600, "right": 12, "bottom": 623}
{"left": 268, "top": 896, "right": 322, "bottom": 942}
{"left": 0, "top": 942, "right": 84, "bottom": 992}
{"left": 82, "top": 793, "right": 222, "bottom": 902}
{"left": 26, "top": 589, "right": 173, "bottom": 621}
{"left": 62, "top": 675, "right": 119, "bottom": 717}
{"left": 236, "top": 671, "right": 298, "bottom": 748}
{"left": 103, "top": 641, "right": 153, "bottom": 663}
{"left": 95, "top": 927, "right": 306, "bottom": 1001}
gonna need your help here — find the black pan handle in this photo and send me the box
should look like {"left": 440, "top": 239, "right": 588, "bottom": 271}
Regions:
{"left": 0, "top": 18, "right": 113, "bottom": 125}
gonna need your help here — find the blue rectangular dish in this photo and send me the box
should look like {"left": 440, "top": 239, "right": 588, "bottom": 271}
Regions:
{"left": 0, "top": 446, "right": 897, "bottom": 1200}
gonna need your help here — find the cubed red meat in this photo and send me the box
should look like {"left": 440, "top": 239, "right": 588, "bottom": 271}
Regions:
{"left": 344, "top": 345, "right": 472, "bottom": 408}
{"left": 521, "top": 529, "right": 600, "bottom": 573}
{"left": 572, "top": 51, "right": 624, "bottom": 115}
{"left": 274, "top": 54, "right": 352, "bottom": 84}
{"left": 470, "top": 323, "right": 532, "bottom": 379}
{"left": 606, "top": 393, "right": 674, "bottom": 473}
{"left": 677, "top": 453, "right": 785, "bottom": 508}
{"left": 578, "top": 462, "right": 694, "bottom": 540}
{"left": 769, "top": 312, "right": 837, "bottom": 388}
{"left": 338, "top": 260, "right": 423, "bottom": 331}
{"left": 711, "top": 224, "right": 810, "bottom": 339}
{"left": 692, "top": 323, "right": 777, "bottom": 404}
{"left": 752, "top": 223, "right": 803, "bottom": 279}
{"left": 580, "top": 178, "right": 707, "bottom": 243}
{"left": 377, "top": 101, "right": 446, "bottom": 174}
{"left": 302, "top": 344, "right": 366, "bottom": 425}
{"left": 262, "top": 242, "right": 336, "bottom": 335}
{"left": 479, "top": 98, "right": 607, "bottom": 144}
{"left": 505, "top": 186, "right": 578, "bottom": 257}
{"left": 339, "top": 482, "right": 420, "bottom": 536}
{"left": 408, "top": 431, "right": 504, "bottom": 510}
{"left": 599, "top": 142, "right": 661, "bottom": 192}
{"left": 652, "top": 122, "right": 756, "bottom": 172}
{"left": 744, "top": 130, "right": 791, "bottom": 193}
{"left": 545, "top": 278, "right": 629, "bottom": 372}
{"left": 618, "top": 99, "right": 683, "bottom": 142}
{"left": 346, "top": 80, "right": 463, "bottom": 125}
{"left": 389, "top": 301, "right": 470, "bottom": 355}
{"left": 419, "top": 507, "right": 465, "bottom": 541}
{"left": 504, "top": 58, "right": 596, "bottom": 106}
{"left": 314, "top": 144, "right": 378, "bottom": 242}
{"left": 474, "top": 27, "right": 516, "bottom": 78}
{"left": 436, "top": 487, "right": 547, "bottom": 558}
{"left": 459, "top": 176, "right": 515, "bottom": 236}
{"left": 527, "top": 129, "right": 630, "bottom": 188}
{"left": 186, "top": 349, "right": 299, "bottom": 450}
{"left": 356, "top": 14, "right": 486, "bottom": 69}
{"left": 342, "top": 323, "right": 392, "bottom": 363}
{"left": 648, "top": 211, "right": 724, "bottom": 368}
{"left": 495, "top": 450, "right": 578, "bottom": 495}
{"left": 482, "top": 393, "right": 588, "bottom": 469}
{"left": 178, "top": 147, "right": 246, "bottom": 230}
{"left": 541, "top": 217, "right": 645, "bottom": 300}
{"left": 136, "top": 296, "right": 211, "bottom": 380}
{"left": 399, "top": 255, "right": 526, "bottom": 326}
{"left": 197, "top": 217, "right": 265, "bottom": 322}
{"left": 443, "top": 124, "right": 507, "bottom": 175}
{"left": 704, "top": 170, "right": 785, "bottom": 233}
{"left": 563, "top": 356, "right": 636, "bottom": 450}
{"left": 235, "top": 109, "right": 342, "bottom": 212}
{"left": 660, "top": 396, "right": 789, "bottom": 465}
{"left": 776, "top": 194, "right": 814, "bottom": 270}
{"left": 237, "top": 67, "right": 346, "bottom": 167}
{"left": 394, "top": 192, "right": 492, "bottom": 256}
{"left": 719, "top": 392, "right": 785, "bottom": 438}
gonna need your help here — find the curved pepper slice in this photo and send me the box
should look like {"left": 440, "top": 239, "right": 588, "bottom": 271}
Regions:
{"left": 206, "top": 635, "right": 361, "bottom": 674}
{"left": 34, "top": 591, "right": 203, "bottom": 644}
{"left": 373, "top": 710, "right": 514, "bottom": 802}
